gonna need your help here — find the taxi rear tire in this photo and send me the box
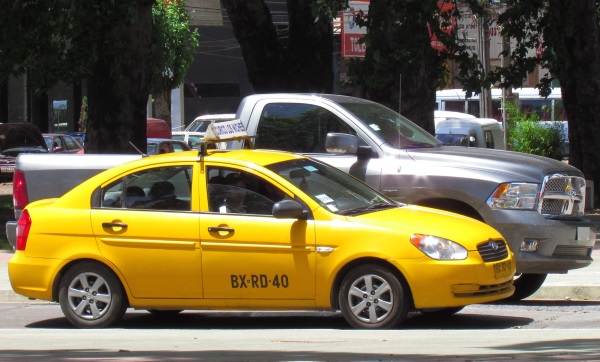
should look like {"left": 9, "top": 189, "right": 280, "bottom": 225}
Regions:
{"left": 339, "top": 264, "right": 409, "bottom": 329}
{"left": 58, "top": 261, "right": 128, "bottom": 328}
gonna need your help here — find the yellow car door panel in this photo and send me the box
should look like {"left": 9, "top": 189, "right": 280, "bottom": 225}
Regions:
{"left": 200, "top": 214, "right": 316, "bottom": 300}
{"left": 91, "top": 209, "right": 202, "bottom": 299}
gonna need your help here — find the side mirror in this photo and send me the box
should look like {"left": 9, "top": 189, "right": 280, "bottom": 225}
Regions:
{"left": 325, "top": 133, "right": 359, "bottom": 154}
{"left": 272, "top": 200, "right": 307, "bottom": 219}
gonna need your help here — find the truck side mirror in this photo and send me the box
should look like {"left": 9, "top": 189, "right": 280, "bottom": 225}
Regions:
{"left": 325, "top": 132, "right": 358, "bottom": 154}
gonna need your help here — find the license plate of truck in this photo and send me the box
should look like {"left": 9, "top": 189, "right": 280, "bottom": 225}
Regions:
{"left": 1, "top": 167, "right": 14, "bottom": 173}
{"left": 494, "top": 259, "right": 513, "bottom": 279}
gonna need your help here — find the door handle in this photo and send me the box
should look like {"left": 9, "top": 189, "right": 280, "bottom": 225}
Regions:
{"left": 208, "top": 226, "right": 234, "bottom": 233}
{"left": 102, "top": 222, "right": 128, "bottom": 229}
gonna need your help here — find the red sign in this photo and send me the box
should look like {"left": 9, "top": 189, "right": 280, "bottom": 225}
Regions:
{"left": 341, "top": 1, "right": 370, "bottom": 58}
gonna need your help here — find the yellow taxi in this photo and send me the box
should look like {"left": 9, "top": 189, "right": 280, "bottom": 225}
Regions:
{"left": 9, "top": 147, "right": 515, "bottom": 329}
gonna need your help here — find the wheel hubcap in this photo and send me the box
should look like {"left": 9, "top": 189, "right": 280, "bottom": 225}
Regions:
{"left": 67, "top": 272, "right": 112, "bottom": 320}
{"left": 348, "top": 274, "right": 394, "bottom": 324}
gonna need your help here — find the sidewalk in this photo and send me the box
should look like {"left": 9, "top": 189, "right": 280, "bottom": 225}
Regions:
{"left": 1, "top": 242, "right": 599, "bottom": 303}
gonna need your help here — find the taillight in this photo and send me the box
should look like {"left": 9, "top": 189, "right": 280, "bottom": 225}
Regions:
{"left": 16, "top": 209, "right": 31, "bottom": 251}
{"left": 13, "top": 170, "right": 29, "bottom": 210}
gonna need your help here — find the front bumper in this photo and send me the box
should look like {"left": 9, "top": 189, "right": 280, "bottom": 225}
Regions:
{"left": 395, "top": 255, "right": 515, "bottom": 309}
{"left": 484, "top": 210, "right": 596, "bottom": 274}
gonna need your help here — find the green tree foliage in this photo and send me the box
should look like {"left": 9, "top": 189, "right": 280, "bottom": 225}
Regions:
{"left": 0, "top": 0, "right": 198, "bottom": 154}
{"left": 485, "top": 0, "right": 600, "bottom": 205}
{"left": 506, "top": 103, "right": 565, "bottom": 160}
{"left": 151, "top": 1, "right": 199, "bottom": 125}
{"left": 315, "top": 0, "right": 486, "bottom": 134}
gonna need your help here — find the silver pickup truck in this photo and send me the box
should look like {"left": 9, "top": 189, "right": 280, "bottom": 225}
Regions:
{"left": 226, "top": 93, "right": 596, "bottom": 300}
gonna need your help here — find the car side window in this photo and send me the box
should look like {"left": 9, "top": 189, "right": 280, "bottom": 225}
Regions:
{"left": 64, "top": 136, "right": 79, "bottom": 150}
{"left": 206, "top": 167, "right": 286, "bottom": 215}
{"left": 98, "top": 166, "right": 193, "bottom": 211}
{"left": 254, "top": 103, "right": 356, "bottom": 153}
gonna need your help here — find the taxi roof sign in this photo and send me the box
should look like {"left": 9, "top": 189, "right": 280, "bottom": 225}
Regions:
{"left": 204, "top": 119, "right": 247, "bottom": 141}
{"left": 197, "top": 119, "right": 254, "bottom": 160}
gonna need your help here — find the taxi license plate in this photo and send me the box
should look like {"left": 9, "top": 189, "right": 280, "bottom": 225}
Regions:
{"left": 0, "top": 167, "right": 14, "bottom": 173}
{"left": 494, "top": 259, "right": 513, "bottom": 279}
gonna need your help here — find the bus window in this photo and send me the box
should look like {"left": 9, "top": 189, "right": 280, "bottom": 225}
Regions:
{"left": 444, "top": 101, "right": 466, "bottom": 113}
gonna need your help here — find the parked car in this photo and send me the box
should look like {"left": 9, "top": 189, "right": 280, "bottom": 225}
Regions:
{"left": 67, "top": 132, "right": 86, "bottom": 146}
{"left": 171, "top": 131, "right": 205, "bottom": 148}
{"left": 0, "top": 123, "right": 48, "bottom": 181}
{"left": 184, "top": 113, "right": 235, "bottom": 132}
{"left": 8, "top": 147, "right": 515, "bottom": 329}
{"left": 147, "top": 118, "right": 171, "bottom": 139}
{"left": 146, "top": 138, "right": 190, "bottom": 155}
{"left": 43, "top": 134, "right": 84, "bottom": 154}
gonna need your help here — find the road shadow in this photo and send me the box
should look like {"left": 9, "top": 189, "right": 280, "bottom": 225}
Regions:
{"left": 26, "top": 309, "right": 533, "bottom": 330}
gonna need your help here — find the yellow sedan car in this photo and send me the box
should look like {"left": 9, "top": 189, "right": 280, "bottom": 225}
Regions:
{"left": 9, "top": 149, "right": 515, "bottom": 329}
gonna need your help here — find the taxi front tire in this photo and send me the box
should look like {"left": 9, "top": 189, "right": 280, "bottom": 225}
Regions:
{"left": 339, "top": 264, "right": 409, "bottom": 329}
{"left": 58, "top": 261, "right": 128, "bottom": 328}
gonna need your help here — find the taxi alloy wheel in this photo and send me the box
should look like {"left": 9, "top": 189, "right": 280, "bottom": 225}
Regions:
{"left": 339, "top": 264, "right": 409, "bottom": 329}
{"left": 58, "top": 261, "right": 128, "bottom": 328}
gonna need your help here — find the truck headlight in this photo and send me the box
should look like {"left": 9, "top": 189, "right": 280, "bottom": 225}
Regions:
{"left": 410, "top": 234, "right": 468, "bottom": 260}
{"left": 486, "top": 182, "right": 539, "bottom": 210}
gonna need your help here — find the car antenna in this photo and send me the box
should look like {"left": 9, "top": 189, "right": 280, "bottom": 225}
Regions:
{"left": 129, "top": 141, "right": 148, "bottom": 157}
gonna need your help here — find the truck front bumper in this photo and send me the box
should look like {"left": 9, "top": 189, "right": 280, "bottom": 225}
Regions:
{"left": 486, "top": 210, "right": 596, "bottom": 274}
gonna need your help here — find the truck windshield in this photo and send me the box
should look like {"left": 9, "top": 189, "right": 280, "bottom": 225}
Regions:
{"left": 339, "top": 101, "right": 441, "bottom": 149}
{"left": 267, "top": 158, "right": 398, "bottom": 216}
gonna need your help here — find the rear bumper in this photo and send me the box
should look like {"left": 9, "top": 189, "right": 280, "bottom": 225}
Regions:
{"left": 6, "top": 221, "right": 16, "bottom": 249}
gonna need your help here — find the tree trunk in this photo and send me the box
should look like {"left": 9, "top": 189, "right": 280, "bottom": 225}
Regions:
{"left": 358, "top": 0, "right": 439, "bottom": 134}
{"left": 222, "top": 0, "right": 332, "bottom": 92}
{"left": 85, "top": 1, "right": 155, "bottom": 154}
{"left": 153, "top": 90, "right": 172, "bottom": 127}
{"left": 546, "top": 0, "right": 600, "bottom": 206}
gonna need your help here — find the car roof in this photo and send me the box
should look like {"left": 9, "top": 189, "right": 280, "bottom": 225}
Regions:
{"left": 147, "top": 138, "right": 187, "bottom": 142}
{"left": 192, "top": 113, "right": 236, "bottom": 122}
{"left": 171, "top": 131, "right": 205, "bottom": 136}
{"left": 101, "top": 149, "right": 304, "bottom": 177}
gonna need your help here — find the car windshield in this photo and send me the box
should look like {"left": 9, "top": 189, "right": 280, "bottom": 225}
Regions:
{"left": 338, "top": 101, "right": 441, "bottom": 149}
{"left": 436, "top": 133, "right": 473, "bottom": 146}
{"left": 266, "top": 158, "right": 399, "bottom": 215}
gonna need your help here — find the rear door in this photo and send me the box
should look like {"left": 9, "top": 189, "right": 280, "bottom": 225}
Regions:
{"left": 90, "top": 163, "right": 202, "bottom": 299}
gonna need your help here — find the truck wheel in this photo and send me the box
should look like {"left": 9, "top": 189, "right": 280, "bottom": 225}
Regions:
{"left": 508, "top": 273, "right": 548, "bottom": 300}
{"left": 59, "top": 261, "right": 128, "bottom": 328}
{"left": 338, "top": 264, "right": 409, "bottom": 329}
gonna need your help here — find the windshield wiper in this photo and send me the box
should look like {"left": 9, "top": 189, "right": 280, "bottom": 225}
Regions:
{"left": 338, "top": 203, "right": 396, "bottom": 215}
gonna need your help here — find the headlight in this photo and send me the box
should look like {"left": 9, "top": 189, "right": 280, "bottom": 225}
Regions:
{"left": 486, "top": 182, "right": 539, "bottom": 210}
{"left": 410, "top": 234, "right": 468, "bottom": 260}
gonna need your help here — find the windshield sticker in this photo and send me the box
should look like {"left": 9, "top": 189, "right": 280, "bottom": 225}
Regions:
{"left": 369, "top": 124, "right": 381, "bottom": 131}
{"left": 316, "top": 194, "right": 334, "bottom": 203}
{"left": 326, "top": 204, "right": 339, "bottom": 212}
{"left": 304, "top": 165, "right": 318, "bottom": 172}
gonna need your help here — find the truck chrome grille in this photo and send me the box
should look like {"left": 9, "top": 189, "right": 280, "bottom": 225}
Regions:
{"left": 538, "top": 174, "right": 586, "bottom": 216}
{"left": 477, "top": 239, "right": 508, "bottom": 262}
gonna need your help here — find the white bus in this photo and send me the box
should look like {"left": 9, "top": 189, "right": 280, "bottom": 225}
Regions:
{"left": 435, "top": 88, "right": 566, "bottom": 121}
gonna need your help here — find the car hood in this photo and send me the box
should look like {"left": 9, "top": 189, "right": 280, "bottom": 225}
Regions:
{"left": 405, "top": 146, "right": 581, "bottom": 183}
{"left": 346, "top": 204, "right": 504, "bottom": 250}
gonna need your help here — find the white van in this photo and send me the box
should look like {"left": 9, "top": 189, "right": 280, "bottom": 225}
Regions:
{"left": 435, "top": 117, "right": 505, "bottom": 150}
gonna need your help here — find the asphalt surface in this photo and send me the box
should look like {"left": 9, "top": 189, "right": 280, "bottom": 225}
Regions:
{"left": 1, "top": 238, "right": 599, "bottom": 303}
